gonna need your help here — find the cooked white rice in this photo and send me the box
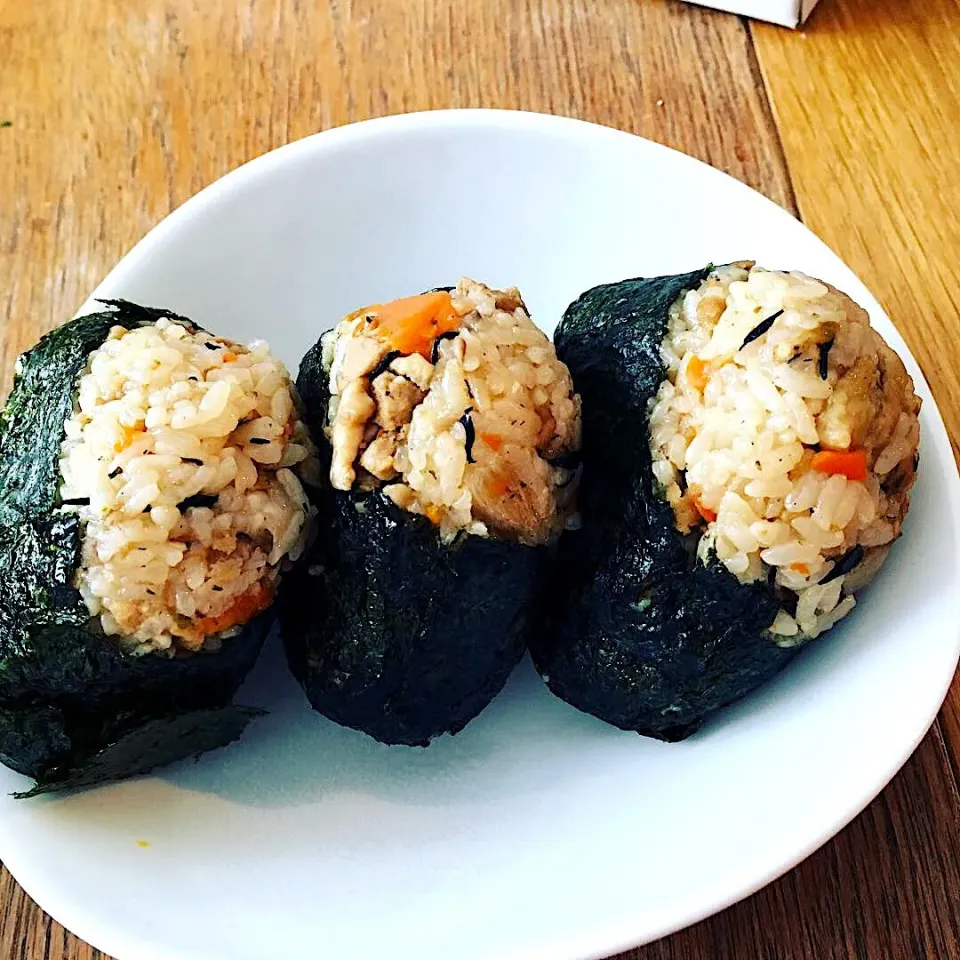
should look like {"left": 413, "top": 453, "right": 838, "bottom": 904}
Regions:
{"left": 648, "top": 263, "right": 920, "bottom": 643}
{"left": 324, "top": 278, "right": 581, "bottom": 545}
{"left": 59, "top": 317, "right": 317, "bottom": 656}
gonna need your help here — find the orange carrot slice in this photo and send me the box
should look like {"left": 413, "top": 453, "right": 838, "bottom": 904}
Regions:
{"left": 479, "top": 431, "right": 502, "bottom": 452}
{"left": 811, "top": 449, "right": 868, "bottom": 482}
{"left": 114, "top": 424, "right": 143, "bottom": 452}
{"left": 369, "top": 291, "right": 460, "bottom": 359}
{"left": 487, "top": 476, "right": 511, "bottom": 498}
{"left": 790, "top": 562, "right": 810, "bottom": 575}
{"left": 195, "top": 582, "right": 272, "bottom": 638}
{"left": 694, "top": 498, "right": 717, "bottom": 524}
{"left": 686, "top": 356, "right": 709, "bottom": 392}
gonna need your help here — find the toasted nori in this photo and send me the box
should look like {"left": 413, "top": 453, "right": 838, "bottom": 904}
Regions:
{"left": 530, "top": 269, "right": 793, "bottom": 741}
{"left": 0, "top": 301, "right": 267, "bottom": 795}
{"left": 280, "top": 335, "right": 542, "bottom": 746}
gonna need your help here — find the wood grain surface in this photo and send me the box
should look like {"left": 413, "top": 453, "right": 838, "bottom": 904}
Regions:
{"left": 751, "top": 0, "right": 960, "bottom": 805}
{"left": 0, "top": 0, "right": 957, "bottom": 957}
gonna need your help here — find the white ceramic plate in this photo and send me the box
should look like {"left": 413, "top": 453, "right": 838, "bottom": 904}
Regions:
{"left": 2, "top": 110, "right": 958, "bottom": 960}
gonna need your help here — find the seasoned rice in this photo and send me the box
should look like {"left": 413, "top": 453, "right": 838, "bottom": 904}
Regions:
{"left": 648, "top": 263, "right": 920, "bottom": 642}
{"left": 323, "top": 278, "right": 581, "bottom": 545}
{"left": 59, "top": 317, "right": 317, "bottom": 656}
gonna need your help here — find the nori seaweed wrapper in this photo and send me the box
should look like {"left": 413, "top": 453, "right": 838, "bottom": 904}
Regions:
{"left": 0, "top": 301, "right": 267, "bottom": 797}
{"left": 531, "top": 269, "right": 793, "bottom": 741}
{"left": 280, "top": 335, "right": 543, "bottom": 746}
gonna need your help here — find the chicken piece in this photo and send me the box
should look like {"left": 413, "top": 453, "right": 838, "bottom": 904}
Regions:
{"left": 494, "top": 288, "right": 525, "bottom": 313}
{"left": 816, "top": 336, "right": 914, "bottom": 458}
{"left": 335, "top": 334, "right": 385, "bottom": 389}
{"left": 772, "top": 322, "right": 838, "bottom": 365}
{"left": 372, "top": 372, "right": 425, "bottom": 431}
{"left": 816, "top": 354, "right": 880, "bottom": 451}
{"left": 390, "top": 353, "right": 435, "bottom": 391}
{"left": 359, "top": 432, "right": 399, "bottom": 481}
{"left": 465, "top": 441, "right": 556, "bottom": 545}
{"left": 696, "top": 293, "right": 727, "bottom": 332}
{"left": 329, "top": 379, "right": 375, "bottom": 490}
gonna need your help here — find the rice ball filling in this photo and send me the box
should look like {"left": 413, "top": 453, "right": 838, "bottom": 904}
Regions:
{"left": 323, "top": 278, "right": 581, "bottom": 545}
{"left": 59, "top": 317, "right": 316, "bottom": 657}
{"left": 648, "top": 263, "right": 920, "bottom": 642}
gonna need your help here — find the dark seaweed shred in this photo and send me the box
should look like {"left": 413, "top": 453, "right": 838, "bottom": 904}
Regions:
{"left": 108, "top": 467, "right": 122, "bottom": 479}
{"left": 431, "top": 331, "right": 460, "bottom": 365}
{"left": 60, "top": 498, "right": 90, "bottom": 506}
{"left": 820, "top": 545, "right": 865, "bottom": 584}
{"left": 767, "top": 564, "right": 777, "bottom": 590}
{"left": 818, "top": 338, "right": 834, "bottom": 380}
{"left": 423, "top": 286, "right": 455, "bottom": 294}
{"left": 740, "top": 310, "right": 784, "bottom": 349}
{"left": 178, "top": 493, "right": 218, "bottom": 511}
{"left": 181, "top": 457, "right": 203, "bottom": 465}
{"left": 370, "top": 350, "right": 403, "bottom": 381}
{"left": 204, "top": 342, "right": 222, "bottom": 350}
{"left": 247, "top": 437, "right": 269, "bottom": 445}
{"left": 459, "top": 409, "right": 476, "bottom": 463}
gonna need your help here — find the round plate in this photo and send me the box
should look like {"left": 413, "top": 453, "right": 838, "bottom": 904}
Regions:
{"left": 2, "top": 110, "right": 958, "bottom": 960}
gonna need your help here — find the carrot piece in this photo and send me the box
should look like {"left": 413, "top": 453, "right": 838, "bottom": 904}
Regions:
{"left": 424, "top": 505, "right": 444, "bottom": 525}
{"left": 685, "top": 356, "right": 709, "bottom": 392}
{"left": 222, "top": 352, "right": 237, "bottom": 363}
{"left": 810, "top": 449, "right": 868, "bottom": 482}
{"left": 114, "top": 424, "right": 143, "bottom": 452}
{"left": 694, "top": 498, "right": 717, "bottom": 524}
{"left": 487, "top": 476, "right": 510, "bottom": 498}
{"left": 790, "top": 562, "right": 810, "bottom": 575}
{"left": 369, "top": 291, "right": 460, "bottom": 359}
{"left": 479, "top": 431, "right": 502, "bottom": 452}
{"left": 195, "top": 582, "right": 272, "bottom": 638}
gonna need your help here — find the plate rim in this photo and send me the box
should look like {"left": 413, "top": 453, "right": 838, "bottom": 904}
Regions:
{"left": 4, "top": 107, "right": 959, "bottom": 960}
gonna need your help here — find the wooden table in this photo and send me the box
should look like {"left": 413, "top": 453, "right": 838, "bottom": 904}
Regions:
{"left": 1, "top": 0, "right": 959, "bottom": 956}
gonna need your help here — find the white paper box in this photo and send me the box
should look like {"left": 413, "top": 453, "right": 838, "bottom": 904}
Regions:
{"left": 684, "top": 0, "right": 822, "bottom": 27}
